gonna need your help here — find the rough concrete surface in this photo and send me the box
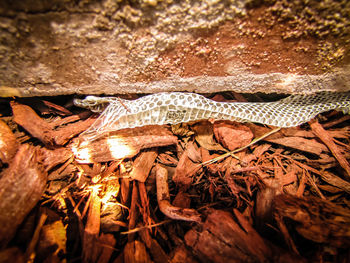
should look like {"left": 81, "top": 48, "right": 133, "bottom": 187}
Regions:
{"left": 0, "top": 0, "right": 349, "bottom": 96}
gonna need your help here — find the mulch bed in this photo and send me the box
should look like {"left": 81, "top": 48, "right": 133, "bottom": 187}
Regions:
{"left": 0, "top": 93, "right": 349, "bottom": 263}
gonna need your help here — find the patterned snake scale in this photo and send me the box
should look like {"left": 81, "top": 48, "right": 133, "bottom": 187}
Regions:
{"left": 74, "top": 92, "right": 350, "bottom": 140}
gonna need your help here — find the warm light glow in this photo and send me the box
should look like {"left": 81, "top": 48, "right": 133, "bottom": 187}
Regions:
{"left": 91, "top": 175, "right": 101, "bottom": 184}
{"left": 101, "top": 189, "right": 119, "bottom": 206}
{"left": 72, "top": 135, "right": 137, "bottom": 163}
{"left": 71, "top": 140, "right": 93, "bottom": 163}
{"left": 88, "top": 184, "right": 102, "bottom": 195}
{"left": 106, "top": 136, "right": 135, "bottom": 159}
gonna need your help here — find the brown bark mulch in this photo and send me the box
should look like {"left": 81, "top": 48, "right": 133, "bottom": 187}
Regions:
{"left": 0, "top": 93, "right": 349, "bottom": 263}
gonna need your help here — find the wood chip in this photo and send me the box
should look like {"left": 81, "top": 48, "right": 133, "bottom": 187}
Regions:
{"left": 274, "top": 194, "right": 350, "bottom": 248}
{"left": 185, "top": 209, "right": 300, "bottom": 263}
{"left": 129, "top": 149, "right": 158, "bottom": 182}
{"left": 123, "top": 240, "right": 152, "bottom": 263}
{"left": 0, "top": 119, "right": 18, "bottom": 164}
{"left": 310, "top": 120, "right": 350, "bottom": 178}
{"left": 12, "top": 101, "right": 95, "bottom": 146}
{"left": 11, "top": 102, "right": 55, "bottom": 145}
{"left": 83, "top": 190, "right": 101, "bottom": 263}
{"left": 73, "top": 126, "right": 177, "bottom": 163}
{"left": 267, "top": 137, "right": 328, "bottom": 155}
{"left": 0, "top": 144, "right": 47, "bottom": 248}
{"left": 173, "top": 146, "right": 202, "bottom": 189}
{"left": 213, "top": 121, "right": 253, "bottom": 151}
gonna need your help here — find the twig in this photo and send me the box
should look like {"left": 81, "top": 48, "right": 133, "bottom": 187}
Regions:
{"left": 201, "top": 127, "right": 281, "bottom": 166}
{"left": 156, "top": 165, "right": 202, "bottom": 223}
{"left": 310, "top": 120, "right": 350, "bottom": 179}
{"left": 121, "top": 220, "right": 172, "bottom": 235}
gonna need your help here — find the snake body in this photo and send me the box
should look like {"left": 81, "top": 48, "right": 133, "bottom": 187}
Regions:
{"left": 74, "top": 92, "right": 350, "bottom": 140}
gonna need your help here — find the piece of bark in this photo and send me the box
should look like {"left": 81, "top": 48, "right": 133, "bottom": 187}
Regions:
{"left": 17, "top": 98, "right": 73, "bottom": 116}
{"left": 185, "top": 209, "right": 267, "bottom": 262}
{"left": 250, "top": 124, "right": 350, "bottom": 140}
{"left": 275, "top": 213, "right": 300, "bottom": 256}
{"left": 129, "top": 149, "right": 158, "bottom": 182}
{"left": 273, "top": 194, "right": 350, "bottom": 249}
{"left": 247, "top": 123, "right": 344, "bottom": 155}
{"left": 291, "top": 159, "right": 350, "bottom": 194}
{"left": 39, "top": 147, "right": 73, "bottom": 172}
{"left": 310, "top": 120, "right": 350, "bottom": 178}
{"left": 200, "top": 147, "right": 226, "bottom": 174}
{"left": 123, "top": 240, "right": 152, "bottom": 263}
{"left": 224, "top": 167, "right": 251, "bottom": 197}
{"left": 52, "top": 117, "right": 96, "bottom": 145}
{"left": 323, "top": 115, "right": 350, "bottom": 128}
{"left": 267, "top": 137, "right": 328, "bottom": 155}
{"left": 11, "top": 101, "right": 94, "bottom": 146}
{"left": 128, "top": 182, "right": 139, "bottom": 242}
{"left": 0, "top": 144, "right": 47, "bottom": 248}
{"left": 255, "top": 185, "right": 281, "bottom": 232}
{"left": 11, "top": 101, "right": 55, "bottom": 145}
{"left": 156, "top": 165, "right": 202, "bottom": 223}
{"left": 185, "top": 209, "right": 302, "bottom": 263}
{"left": 170, "top": 245, "right": 199, "bottom": 263}
{"left": 73, "top": 126, "right": 177, "bottom": 163}
{"left": 172, "top": 191, "right": 192, "bottom": 208}
{"left": 82, "top": 190, "right": 101, "bottom": 263}
{"left": 213, "top": 121, "right": 253, "bottom": 151}
{"left": 139, "top": 229, "right": 169, "bottom": 263}
{"left": 173, "top": 145, "right": 202, "bottom": 190}
{"left": 50, "top": 114, "right": 89, "bottom": 128}
{"left": 121, "top": 177, "right": 131, "bottom": 205}
{"left": 0, "top": 119, "right": 18, "bottom": 164}
{"left": 138, "top": 182, "right": 154, "bottom": 228}
{"left": 100, "top": 203, "right": 123, "bottom": 233}
{"left": 100, "top": 177, "right": 123, "bottom": 233}
{"left": 47, "top": 163, "right": 75, "bottom": 181}
{"left": 40, "top": 99, "right": 73, "bottom": 116}
{"left": 95, "top": 233, "right": 117, "bottom": 263}
{"left": 185, "top": 141, "right": 202, "bottom": 163}
{"left": 157, "top": 152, "right": 179, "bottom": 166}
{"left": 319, "top": 171, "right": 350, "bottom": 194}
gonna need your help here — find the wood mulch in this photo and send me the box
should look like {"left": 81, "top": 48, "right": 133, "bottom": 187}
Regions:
{"left": 0, "top": 93, "right": 349, "bottom": 263}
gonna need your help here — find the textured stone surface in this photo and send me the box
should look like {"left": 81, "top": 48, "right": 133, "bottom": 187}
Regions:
{"left": 0, "top": 0, "right": 349, "bottom": 96}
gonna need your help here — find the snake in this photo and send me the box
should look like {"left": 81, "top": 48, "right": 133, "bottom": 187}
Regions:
{"left": 74, "top": 92, "right": 350, "bottom": 140}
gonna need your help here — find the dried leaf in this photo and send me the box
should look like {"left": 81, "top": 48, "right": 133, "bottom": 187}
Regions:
{"left": 192, "top": 121, "right": 226, "bottom": 152}
{"left": 173, "top": 147, "right": 202, "bottom": 189}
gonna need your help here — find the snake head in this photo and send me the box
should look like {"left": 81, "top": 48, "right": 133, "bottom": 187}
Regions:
{"left": 74, "top": 96, "right": 111, "bottom": 113}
